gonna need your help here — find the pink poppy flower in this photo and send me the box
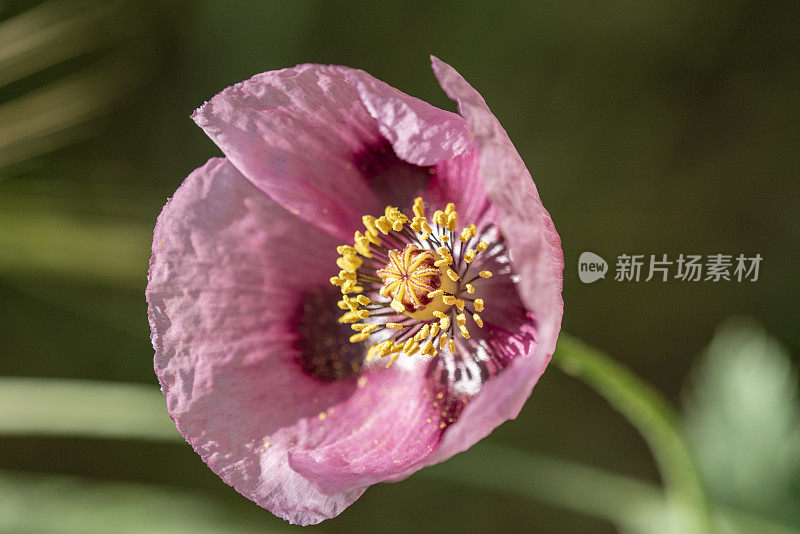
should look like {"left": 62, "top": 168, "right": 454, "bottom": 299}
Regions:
{"left": 146, "top": 57, "right": 563, "bottom": 525}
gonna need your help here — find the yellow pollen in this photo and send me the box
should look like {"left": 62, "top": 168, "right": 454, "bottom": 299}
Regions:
{"left": 338, "top": 311, "right": 361, "bottom": 323}
{"left": 419, "top": 324, "right": 430, "bottom": 339}
{"left": 386, "top": 352, "right": 401, "bottom": 367}
{"left": 350, "top": 332, "right": 370, "bottom": 343}
{"left": 362, "top": 215, "right": 378, "bottom": 235}
{"left": 332, "top": 196, "right": 494, "bottom": 366}
{"left": 413, "top": 197, "right": 425, "bottom": 218}
{"left": 381, "top": 217, "right": 396, "bottom": 234}
{"left": 446, "top": 211, "right": 458, "bottom": 231}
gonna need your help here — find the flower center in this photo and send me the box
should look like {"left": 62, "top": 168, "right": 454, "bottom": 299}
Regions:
{"left": 329, "top": 197, "right": 493, "bottom": 367}
{"left": 376, "top": 245, "right": 457, "bottom": 321}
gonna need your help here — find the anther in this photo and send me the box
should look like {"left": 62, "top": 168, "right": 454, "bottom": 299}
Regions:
{"left": 458, "top": 325, "right": 470, "bottom": 339}
{"left": 413, "top": 198, "right": 425, "bottom": 218}
{"left": 446, "top": 211, "right": 457, "bottom": 232}
{"left": 362, "top": 215, "right": 378, "bottom": 235}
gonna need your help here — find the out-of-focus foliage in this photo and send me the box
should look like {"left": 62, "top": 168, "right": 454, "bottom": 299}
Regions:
{"left": 0, "top": 469, "right": 292, "bottom": 533}
{"left": 0, "top": 0, "right": 150, "bottom": 172}
{"left": 684, "top": 318, "right": 800, "bottom": 530}
{"left": 622, "top": 319, "right": 800, "bottom": 534}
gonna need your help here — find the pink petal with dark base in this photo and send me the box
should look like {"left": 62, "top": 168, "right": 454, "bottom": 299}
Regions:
{"left": 343, "top": 69, "right": 474, "bottom": 166}
{"left": 147, "top": 158, "right": 364, "bottom": 525}
{"left": 192, "top": 65, "right": 387, "bottom": 242}
{"left": 345, "top": 68, "right": 491, "bottom": 225}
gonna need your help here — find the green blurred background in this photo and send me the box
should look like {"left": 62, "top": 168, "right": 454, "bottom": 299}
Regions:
{"left": 1, "top": 1, "right": 798, "bottom": 532}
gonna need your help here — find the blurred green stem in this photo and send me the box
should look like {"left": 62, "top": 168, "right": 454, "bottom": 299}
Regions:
{"left": 425, "top": 441, "right": 662, "bottom": 525}
{"left": 553, "top": 333, "right": 714, "bottom": 533}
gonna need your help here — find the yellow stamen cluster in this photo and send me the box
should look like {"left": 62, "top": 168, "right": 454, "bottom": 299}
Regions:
{"left": 329, "top": 197, "right": 495, "bottom": 367}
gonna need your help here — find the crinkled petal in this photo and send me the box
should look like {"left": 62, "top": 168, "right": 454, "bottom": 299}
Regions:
{"left": 192, "top": 65, "right": 387, "bottom": 242}
{"left": 343, "top": 69, "right": 475, "bottom": 166}
{"left": 288, "top": 363, "right": 460, "bottom": 494}
{"left": 426, "top": 148, "right": 494, "bottom": 229}
{"left": 345, "top": 69, "right": 491, "bottom": 225}
{"left": 425, "top": 57, "right": 564, "bottom": 464}
{"left": 146, "top": 158, "right": 365, "bottom": 525}
{"left": 194, "top": 64, "right": 493, "bottom": 241}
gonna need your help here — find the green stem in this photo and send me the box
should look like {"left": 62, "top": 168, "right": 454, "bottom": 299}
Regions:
{"left": 424, "top": 441, "right": 662, "bottom": 525}
{"left": 553, "top": 333, "right": 714, "bottom": 533}
{"left": 424, "top": 442, "right": 795, "bottom": 534}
